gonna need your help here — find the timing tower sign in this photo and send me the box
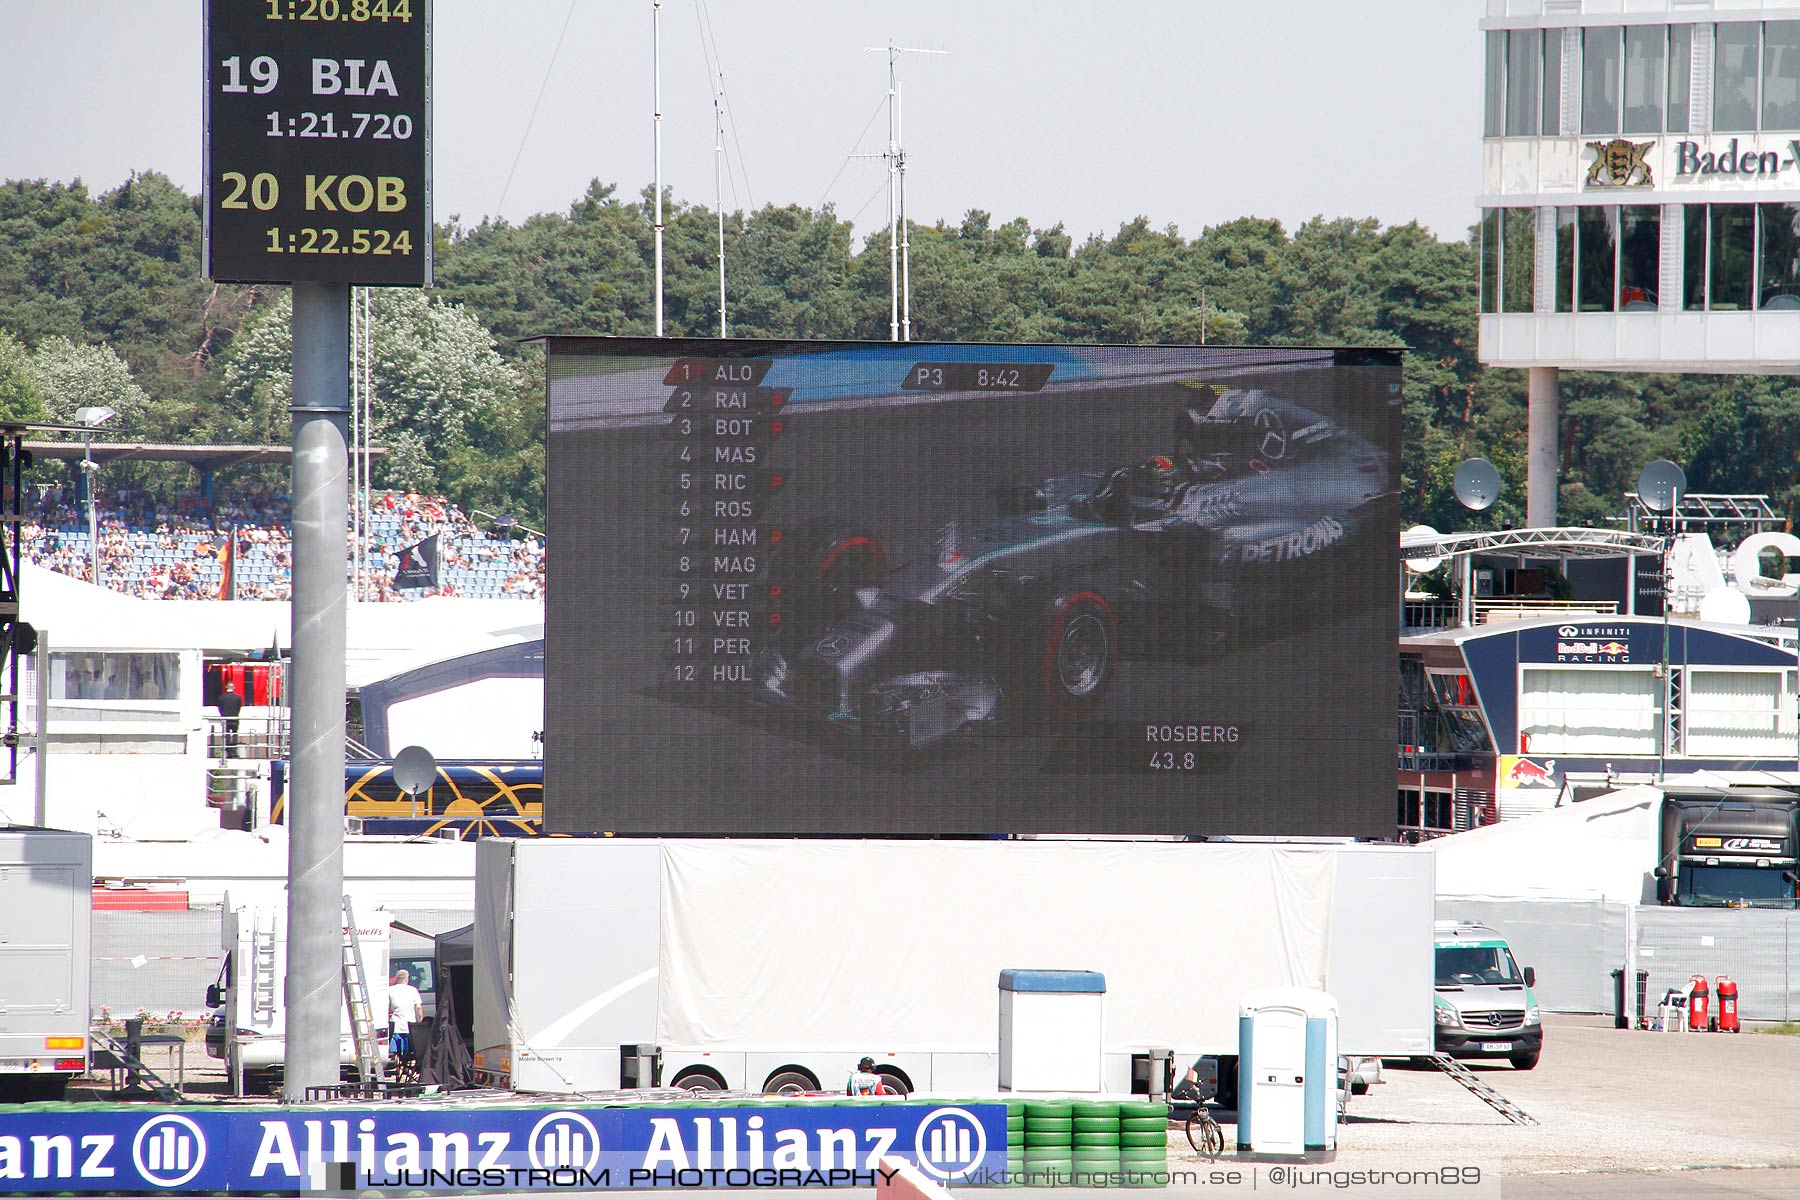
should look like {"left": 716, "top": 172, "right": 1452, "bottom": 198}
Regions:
{"left": 203, "top": 0, "right": 431, "bottom": 286}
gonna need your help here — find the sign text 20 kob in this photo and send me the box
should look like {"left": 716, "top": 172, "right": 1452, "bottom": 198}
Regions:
{"left": 204, "top": 0, "right": 431, "bottom": 286}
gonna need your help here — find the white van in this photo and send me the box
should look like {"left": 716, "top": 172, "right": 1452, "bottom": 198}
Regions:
{"left": 1432, "top": 921, "right": 1543, "bottom": 1070}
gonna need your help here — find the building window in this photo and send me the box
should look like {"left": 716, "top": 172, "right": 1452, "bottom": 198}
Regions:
{"left": 1715, "top": 23, "right": 1760, "bottom": 132}
{"left": 1503, "top": 209, "right": 1536, "bottom": 312}
{"left": 1485, "top": 31, "right": 1505, "bottom": 137}
{"left": 1683, "top": 204, "right": 1708, "bottom": 310}
{"left": 1668, "top": 24, "right": 1692, "bottom": 133}
{"left": 1538, "top": 206, "right": 1663, "bottom": 313}
{"left": 1623, "top": 26, "right": 1666, "bottom": 134}
{"left": 1764, "top": 22, "right": 1800, "bottom": 129}
{"left": 1679, "top": 203, "right": 1800, "bottom": 309}
{"left": 1579, "top": 25, "right": 1688, "bottom": 135}
{"left": 1507, "top": 29, "right": 1542, "bottom": 136}
{"left": 50, "top": 652, "right": 180, "bottom": 702}
{"left": 1520, "top": 667, "right": 1658, "bottom": 755}
{"left": 1618, "top": 206, "right": 1660, "bottom": 309}
{"left": 1480, "top": 209, "right": 1500, "bottom": 313}
{"left": 1397, "top": 789, "right": 1455, "bottom": 842}
{"left": 1577, "top": 207, "right": 1616, "bottom": 311}
{"left": 1555, "top": 207, "right": 1577, "bottom": 312}
{"left": 1711, "top": 203, "right": 1756, "bottom": 310}
{"left": 1583, "top": 27, "right": 1622, "bottom": 134}
{"left": 1758, "top": 203, "right": 1800, "bottom": 308}
{"left": 1684, "top": 670, "right": 1795, "bottom": 757}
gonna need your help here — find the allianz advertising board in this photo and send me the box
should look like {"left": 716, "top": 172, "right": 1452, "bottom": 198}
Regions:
{"left": 0, "top": 1102, "right": 1007, "bottom": 1192}
{"left": 545, "top": 339, "right": 1402, "bottom": 836}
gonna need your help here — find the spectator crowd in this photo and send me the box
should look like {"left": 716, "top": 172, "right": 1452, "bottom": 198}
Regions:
{"left": 19, "top": 484, "right": 545, "bottom": 602}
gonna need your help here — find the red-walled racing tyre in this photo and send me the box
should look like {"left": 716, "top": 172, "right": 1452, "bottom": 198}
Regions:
{"left": 1037, "top": 591, "right": 1116, "bottom": 717}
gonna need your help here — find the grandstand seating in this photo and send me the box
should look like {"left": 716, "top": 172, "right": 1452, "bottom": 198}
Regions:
{"left": 20, "top": 487, "right": 544, "bottom": 602}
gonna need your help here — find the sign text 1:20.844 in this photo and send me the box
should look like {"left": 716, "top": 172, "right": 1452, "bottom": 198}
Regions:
{"left": 264, "top": 0, "right": 414, "bottom": 21}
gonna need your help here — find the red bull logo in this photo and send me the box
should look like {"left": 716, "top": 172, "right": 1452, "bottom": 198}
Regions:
{"left": 1556, "top": 639, "right": 1630, "bottom": 662}
{"left": 1506, "top": 757, "right": 1557, "bottom": 787}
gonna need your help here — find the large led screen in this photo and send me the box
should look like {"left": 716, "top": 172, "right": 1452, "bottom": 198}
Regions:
{"left": 546, "top": 339, "right": 1401, "bottom": 836}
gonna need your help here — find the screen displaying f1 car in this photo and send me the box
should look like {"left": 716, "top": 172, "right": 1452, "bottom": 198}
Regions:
{"left": 545, "top": 339, "right": 1401, "bottom": 836}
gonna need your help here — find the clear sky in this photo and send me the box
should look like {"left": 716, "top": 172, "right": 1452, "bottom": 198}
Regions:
{"left": 0, "top": 0, "right": 1484, "bottom": 246}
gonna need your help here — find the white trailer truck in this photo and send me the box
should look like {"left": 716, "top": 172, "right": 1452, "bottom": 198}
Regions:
{"left": 0, "top": 827, "right": 92, "bottom": 1100}
{"left": 472, "top": 838, "right": 1433, "bottom": 1098}
{"left": 205, "top": 897, "right": 391, "bottom": 1094}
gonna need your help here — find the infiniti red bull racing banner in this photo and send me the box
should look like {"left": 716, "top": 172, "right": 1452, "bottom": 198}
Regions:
{"left": 544, "top": 339, "right": 1402, "bottom": 837}
{"left": 0, "top": 1102, "right": 1007, "bottom": 1192}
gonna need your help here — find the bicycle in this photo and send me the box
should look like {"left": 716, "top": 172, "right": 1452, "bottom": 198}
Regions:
{"left": 1173, "top": 1079, "right": 1224, "bottom": 1159}
{"left": 1184, "top": 1106, "right": 1224, "bottom": 1159}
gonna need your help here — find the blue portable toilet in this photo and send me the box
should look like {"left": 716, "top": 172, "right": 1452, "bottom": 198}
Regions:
{"left": 1236, "top": 987, "right": 1338, "bottom": 1162}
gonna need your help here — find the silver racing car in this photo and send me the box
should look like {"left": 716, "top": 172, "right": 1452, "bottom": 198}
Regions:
{"left": 749, "top": 384, "right": 1393, "bottom": 746}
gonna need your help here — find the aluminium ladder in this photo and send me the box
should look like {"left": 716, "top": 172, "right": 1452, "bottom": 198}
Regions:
{"left": 1427, "top": 1053, "right": 1538, "bottom": 1126}
{"left": 339, "top": 897, "right": 382, "bottom": 1084}
{"left": 250, "top": 912, "right": 278, "bottom": 1024}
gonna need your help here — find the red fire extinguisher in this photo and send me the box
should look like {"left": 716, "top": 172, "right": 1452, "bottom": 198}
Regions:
{"left": 1716, "top": 976, "right": 1739, "bottom": 1033}
{"left": 1688, "top": 974, "right": 1710, "bottom": 1032}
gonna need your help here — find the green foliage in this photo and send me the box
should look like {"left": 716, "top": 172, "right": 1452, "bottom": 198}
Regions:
{"left": 0, "top": 330, "right": 45, "bottom": 423}
{"left": 216, "top": 289, "right": 531, "bottom": 502}
{"left": 12, "top": 170, "right": 1800, "bottom": 533}
{"left": 24, "top": 334, "right": 150, "bottom": 423}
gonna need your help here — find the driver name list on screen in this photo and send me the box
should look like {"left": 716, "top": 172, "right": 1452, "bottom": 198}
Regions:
{"left": 546, "top": 340, "right": 1402, "bottom": 838}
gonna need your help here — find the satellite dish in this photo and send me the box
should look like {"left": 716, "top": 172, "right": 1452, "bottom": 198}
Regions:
{"left": 1403, "top": 524, "right": 1444, "bottom": 574}
{"left": 1698, "top": 587, "right": 1752, "bottom": 625}
{"left": 393, "top": 745, "right": 438, "bottom": 797}
{"left": 1452, "top": 458, "right": 1503, "bottom": 512}
{"left": 1637, "top": 460, "right": 1687, "bottom": 513}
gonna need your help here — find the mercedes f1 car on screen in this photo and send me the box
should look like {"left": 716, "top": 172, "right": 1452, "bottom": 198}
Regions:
{"left": 749, "top": 384, "right": 1393, "bottom": 747}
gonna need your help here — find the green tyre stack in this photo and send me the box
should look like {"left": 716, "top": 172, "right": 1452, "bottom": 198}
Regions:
{"left": 1116, "top": 1101, "right": 1170, "bottom": 1187}
{"left": 1022, "top": 1101, "right": 1073, "bottom": 1187}
{"left": 1005, "top": 1100, "right": 1026, "bottom": 1186}
{"left": 1068, "top": 1100, "right": 1121, "bottom": 1184}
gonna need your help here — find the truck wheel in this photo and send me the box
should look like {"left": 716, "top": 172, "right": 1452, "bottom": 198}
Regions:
{"left": 1037, "top": 592, "right": 1115, "bottom": 716}
{"left": 671, "top": 1069, "right": 724, "bottom": 1093}
{"left": 876, "top": 1072, "right": 911, "bottom": 1097}
{"left": 763, "top": 1070, "right": 816, "bottom": 1095}
{"left": 1509, "top": 1051, "right": 1540, "bottom": 1070}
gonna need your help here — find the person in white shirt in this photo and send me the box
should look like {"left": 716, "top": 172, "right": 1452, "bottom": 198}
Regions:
{"left": 845, "top": 1056, "right": 882, "bottom": 1096}
{"left": 387, "top": 968, "right": 424, "bottom": 1067}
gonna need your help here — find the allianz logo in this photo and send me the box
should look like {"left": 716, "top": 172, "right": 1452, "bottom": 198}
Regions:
{"left": 3, "top": 1107, "right": 991, "bottom": 1186}
{"left": 643, "top": 1108, "right": 986, "bottom": 1181}
{"left": 246, "top": 1115, "right": 595, "bottom": 1178}
{"left": 0, "top": 1114, "right": 208, "bottom": 1188}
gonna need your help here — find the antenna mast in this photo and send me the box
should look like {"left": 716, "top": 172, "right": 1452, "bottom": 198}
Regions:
{"left": 653, "top": 0, "right": 665, "bottom": 336}
{"left": 867, "top": 41, "right": 947, "bottom": 342}
{"left": 884, "top": 42, "right": 898, "bottom": 341}
{"left": 714, "top": 93, "right": 727, "bottom": 337}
